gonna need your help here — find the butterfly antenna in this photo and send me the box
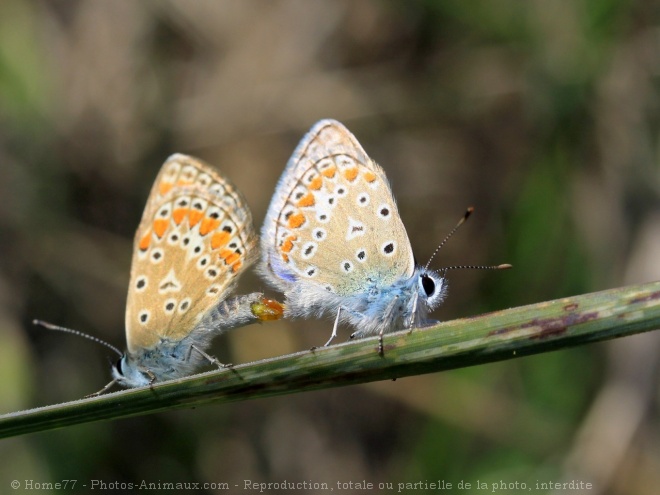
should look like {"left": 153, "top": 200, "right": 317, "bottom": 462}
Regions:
{"left": 424, "top": 207, "right": 474, "bottom": 270}
{"left": 33, "top": 319, "right": 123, "bottom": 358}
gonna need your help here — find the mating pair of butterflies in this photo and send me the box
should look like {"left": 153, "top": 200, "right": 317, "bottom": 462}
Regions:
{"left": 47, "top": 119, "right": 507, "bottom": 393}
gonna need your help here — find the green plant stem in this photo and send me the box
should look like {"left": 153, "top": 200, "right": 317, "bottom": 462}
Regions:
{"left": 2, "top": 280, "right": 659, "bottom": 439}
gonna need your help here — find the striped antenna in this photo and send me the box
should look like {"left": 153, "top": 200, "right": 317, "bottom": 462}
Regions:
{"left": 424, "top": 207, "right": 474, "bottom": 270}
{"left": 33, "top": 319, "right": 123, "bottom": 358}
{"left": 440, "top": 263, "right": 512, "bottom": 274}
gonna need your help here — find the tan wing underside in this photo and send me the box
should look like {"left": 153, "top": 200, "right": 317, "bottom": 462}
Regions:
{"left": 271, "top": 121, "right": 414, "bottom": 296}
{"left": 125, "top": 154, "right": 256, "bottom": 353}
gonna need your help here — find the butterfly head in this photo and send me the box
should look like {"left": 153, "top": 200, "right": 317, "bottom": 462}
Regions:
{"left": 111, "top": 354, "right": 153, "bottom": 388}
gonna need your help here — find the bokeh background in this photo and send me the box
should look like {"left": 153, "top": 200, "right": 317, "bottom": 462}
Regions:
{"left": 1, "top": 1, "right": 659, "bottom": 494}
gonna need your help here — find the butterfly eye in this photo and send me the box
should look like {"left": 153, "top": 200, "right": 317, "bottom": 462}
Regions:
{"left": 114, "top": 358, "right": 124, "bottom": 376}
{"left": 420, "top": 274, "right": 436, "bottom": 297}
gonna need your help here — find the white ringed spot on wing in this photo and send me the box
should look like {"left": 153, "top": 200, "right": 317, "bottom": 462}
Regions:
{"left": 313, "top": 228, "right": 327, "bottom": 241}
{"left": 175, "top": 197, "right": 190, "bottom": 208}
{"left": 292, "top": 187, "right": 307, "bottom": 202}
{"left": 156, "top": 204, "right": 171, "bottom": 218}
{"left": 178, "top": 298, "right": 192, "bottom": 314}
{"left": 301, "top": 242, "right": 318, "bottom": 260}
{"left": 341, "top": 260, "right": 354, "bottom": 273}
{"left": 210, "top": 183, "right": 226, "bottom": 197}
{"left": 316, "top": 211, "right": 330, "bottom": 223}
{"left": 305, "top": 266, "right": 318, "bottom": 278}
{"left": 196, "top": 173, "right": 211, "bottom": 188}
{"left": 221, "top": 195, "right": 238, "bottom": 210}
{"left": 150, "top": 248, "right": 165, "bottom": 264}
{"left": 338, "top": 156, "right": 356, "bottom": 168}
{"left": 206, "top": 284, "right": 222, "bottom": 296}
{"left": 197, "top": 255, "right": 211, "bottom": 270}
{"left": 164, "top": 161, "right": 181, "bottom": 177}
{"left": 205, "top": 266, "right": 220, "bottom": 280}
{"left": 191, "top": 198, "right": 208, "bottom": 213}
{"left": 135, "top": 275, "right": 148, "bottom": 292}
{"left": 377, "top": 204, "right": 392, "bottom": 220}
{"left": 181, "top": 165, "right": 198, "bottom": 181}
{"left": 167, "top": 231, "right": 181, "bottom": 245}
{"left": 381, "top": 241, "right": 397, "bottom": 257}
{"left": 138, "top": 310, "right": 151, "bottom": 326}
{"left": 164, "top": 298, "right": 177, "bottom": 315}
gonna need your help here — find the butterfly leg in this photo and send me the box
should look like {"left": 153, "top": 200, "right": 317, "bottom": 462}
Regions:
{"left": 146, "top": 369, "right": 157, "bottom": 387}
{"left": 191, "top": 344, "right": 232, "bottom": 369}
{"left": 378, "top": 327, "right": 385, "bottom": 356}
{"left": 379, "top": 296, "right": 402, "bottom": 356}
{"left": 85, "top": 378, "right": 118, "bottom": 398}
{"left": 323, "top": 306, "right": 342, "bottom": 347}
{"left": 407, "top": 293, "right": 418, "bottom": 334}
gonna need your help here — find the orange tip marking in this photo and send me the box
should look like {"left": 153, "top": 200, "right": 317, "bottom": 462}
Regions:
{"left": 139, "top": 230, "right": 152, "bottom": 251}
{"left": 172, "top": 208, "right": 187, "bottom": 225}
{"left": 200, "top": 217, "right": 221, "bottom": 236}
{"left": 219, "top": 249, "right": 240, "bottom": 266}
{"left": 309, "top": 176, "right": 323, "bottom": 190}
{"left": 287, "top": 212, "right": 305, "bottom": 229}
{"left": 321, "top": 166, "right": 336, "bottom": 178}
{"left": 364, "top": 171, "right": 377, "bottom": 183}
{"left": 343, "top": 167, "right": 359, "bottom": 182}
{"left": 281, "top": 235, "right": 297, "bottom": 253}
{"left": 297, "top": 193, "right": 315, "bottom": 208}
{"left": 211, "top": 231, "right": 231, "bottom": 249}
{"left": 153, "top": 219, "right": 168, "bottom": 238}
{"left": 188, "top": 210, "right": 203, "bottom": 227}
{"left": 159, "top": 181, "right": 173, "bottom": 196}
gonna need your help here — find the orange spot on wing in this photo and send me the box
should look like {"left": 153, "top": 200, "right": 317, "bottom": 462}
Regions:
{"left": 153, "top": 219, "right": 168, "bottom": 238}
{"left": 211, "top": 231, "right": 231, "bottom": 249}
{"left": 176, "top": 179, "right": 193, "bottom": 187}
{"left": 281, "top": 253, "right": 290, "bottom": 263}
{"left": 189, "top": 210, "right": 203, "bottom": 227}
{"left": 309, "top": 176, "right": 323, "bottom": 190}
{"left": 172, "top": 208, "right": 187, "bottom": 225}
{"left": 364, "top": 171, "right": 377, "bottom": 183}
{"left": 321, "top": 166, "right": 336, "bottom": 178}
{"left": 231, "top": 260, "right": 243, "bottom": 273}
{"left": 159, "top": 181, "right": 173, "bottom": 196}
{"left": 287, "top": 212, "right": 306, "bottom": 229}
{"left": 344, "top": 167, "right": 359, "bottom": 182}
{"left": 219, "top": 249, "right": 240, "bottom": 266}
{"left": 200, "top": 217, "right": 221, "bottom": 236}
{"left": 281, "top": 235, "right": 297, "bottom": 253}
{"left": 139, "top": 230, "right": 152, "bottom": 251}
{"left": 297, "top": 193, "right": 315, "bottom": 207}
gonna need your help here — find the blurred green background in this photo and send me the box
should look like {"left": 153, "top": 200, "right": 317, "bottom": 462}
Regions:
{"left": 1, "top": 1, "right": 659, "bottom": 494}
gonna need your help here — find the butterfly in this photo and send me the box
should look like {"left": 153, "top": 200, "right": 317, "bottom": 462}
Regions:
{"left": 38, "top": 154, "right": 282, "bottom": 394}
{"left": 259, "top": 120, "right": 453, "bottom": 348}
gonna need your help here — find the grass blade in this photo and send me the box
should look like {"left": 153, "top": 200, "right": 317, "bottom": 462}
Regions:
{"left": 1, "top": 280, "right": 659, "bottom": 439}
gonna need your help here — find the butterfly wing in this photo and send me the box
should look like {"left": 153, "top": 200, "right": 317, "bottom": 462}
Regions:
{"left": 125, "top": 154, "right": 256, "bottom": 354}
{"left": 260, "top": 120, "right": 414, "bottom": 298}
